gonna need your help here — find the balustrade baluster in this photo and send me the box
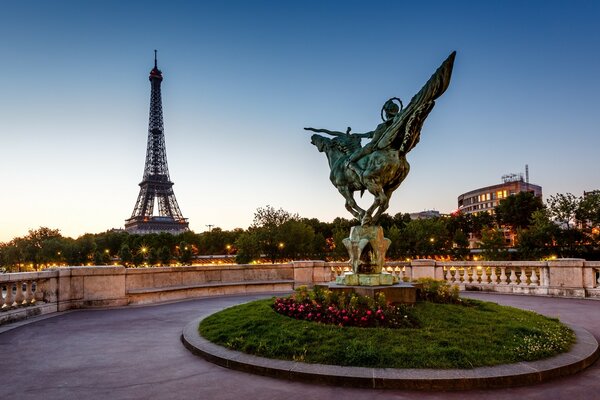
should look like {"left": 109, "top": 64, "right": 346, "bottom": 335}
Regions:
{"left": 490, "top": 267, "right": 497, "bottom": 285}
{"left": 519, "top": 269, "right": 528, "bottom": 286}
{"left": 530, "top": 268, "right": 538, "bottom": 286}
{"left": 34, "top": 280, "right": 44, "bottom": 302}
{"left": 480, "top": 266, "right": 488, "bottom": 284}
{"left": 5, "top": 282, "right": 15, "bottom": 307}
{"left": 15, "top": 281, "right": 25, "bottom": 305}
{"left": 470, "top": 267, "right": 478, "bottom": 284}
{"left": 509, "top": 269, "right": 517, "bottom": 285}
{"left": 25, "top": 281, "right": 34, "bottom": 304}
{"left": 500, "top": 267, "right": 507, "bottom": 284}
{"left": 0, "top": 284, "right": 5, "bottom": 308}
{"left": 456, "top": 268, "right": 463, "bottom": 283}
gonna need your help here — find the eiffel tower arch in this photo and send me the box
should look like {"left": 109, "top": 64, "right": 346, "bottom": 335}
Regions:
{"left": 125, "top": 51, "right": 189, "bottom": 234}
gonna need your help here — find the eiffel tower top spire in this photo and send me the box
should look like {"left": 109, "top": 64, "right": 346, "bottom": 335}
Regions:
{"left": 125, "top": 52, "right": 189, "bottom": 235}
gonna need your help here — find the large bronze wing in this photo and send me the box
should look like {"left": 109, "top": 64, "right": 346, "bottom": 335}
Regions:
{"left": 374, "top": 51, "right": 456, "bottom": 154}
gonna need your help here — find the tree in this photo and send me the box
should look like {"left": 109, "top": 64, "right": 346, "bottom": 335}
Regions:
{"left": 495, "top": 192, "right": 544, "bottom": 230}
{"left": 547, "top": 193, "right": 580, "bottom": 229}
{"left": 517, "top": 209, "right": 558, "bottom": 260}
{"left": 132, "top": 251, "right": 145, "bottom": 267}
{"left": 147, "top": 248, "right": 159, "bottom": 266}
{"left": 251, "top": 206, "right": 297, "bottom": 263}
{"left": 452, "top": 229, "right": 470, "bottom": 260}
{"left": 577, "top": 192, "right": 600, "bottom": 230}
{"left": 402, "top": 218, "right": 450, "bottom": 258}
{"left": 177, "top": 241, "right": 193, "bottom": 265}
{"left": 386, "top": 225, "right": 404, "bottom": 259}
{"left": 235, "top": 233, "right": 261, "bottom": 264}
{"left": 277, "top": 219, "right": 315, "bottom": 260}
{"left": 119, "top": 244, "right": 132, "bottom": 266}
{"left": 479, "top": 227, "right": 508, "bottom": 260}
{"left": 158, "top": 246, "right": 172, "bottom": 266}
{"left": 470, "top": 212, "right": 495, "bottom": 237}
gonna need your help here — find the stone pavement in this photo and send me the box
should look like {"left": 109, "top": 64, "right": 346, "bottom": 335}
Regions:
{"left": 1, "top": 292, "right": 599, "bottom": 399}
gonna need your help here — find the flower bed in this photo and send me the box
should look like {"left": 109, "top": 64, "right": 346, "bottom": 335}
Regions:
{"left": 273, "top": 286, "right": 419, "bottom": 329}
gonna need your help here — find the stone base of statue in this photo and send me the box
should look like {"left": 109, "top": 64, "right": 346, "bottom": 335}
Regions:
{"left": 339, "top": 225, "right": 396, "bottom": 286}
{"left": 321, "top": 225, "right": 418, "bottom": 304}
{"left": 335, "top": 271, "right": 396, "bottom": 286}
{"left": 316, "top": 281, "right": 418, "bottom": 305}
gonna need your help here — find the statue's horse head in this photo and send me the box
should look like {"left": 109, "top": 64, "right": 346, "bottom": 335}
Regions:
{"left": 310, "top": 134, "right": 330, "bottom": 153}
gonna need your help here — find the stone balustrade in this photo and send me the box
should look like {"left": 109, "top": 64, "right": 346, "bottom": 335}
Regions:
{"left": 1, "top": 258, "right": 599, "bottom": 326}
{"left": 0, "top": 271, "right": 57, "bottom": 325}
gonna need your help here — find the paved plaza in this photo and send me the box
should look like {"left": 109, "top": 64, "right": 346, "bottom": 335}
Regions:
{"left": 1, "top": 292, "right": 599, "bottom": 399}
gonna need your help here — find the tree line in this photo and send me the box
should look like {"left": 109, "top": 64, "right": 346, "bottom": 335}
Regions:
{"left": 1, "top": 192, "right": 598, "bottom": 272}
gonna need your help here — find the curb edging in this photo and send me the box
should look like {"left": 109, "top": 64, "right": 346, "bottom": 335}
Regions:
{"left": 182, "top": 314, "right": 599, "bottom": 391}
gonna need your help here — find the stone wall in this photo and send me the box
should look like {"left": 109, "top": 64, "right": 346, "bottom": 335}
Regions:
{"left": 1, "top": 259, "right": 599, "bottom": 325}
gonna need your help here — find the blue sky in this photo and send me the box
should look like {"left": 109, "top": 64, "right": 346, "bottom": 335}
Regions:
{"left": 1, "top": 1, "right": 599, "bottom": 241}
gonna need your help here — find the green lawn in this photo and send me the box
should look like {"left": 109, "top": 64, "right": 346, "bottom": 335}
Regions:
{"left": 199, "top": 298, "right": 575, "bottom": 369}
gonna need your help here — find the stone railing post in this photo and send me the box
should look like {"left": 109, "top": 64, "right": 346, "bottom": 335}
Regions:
{"left": 55, "top": 266, "right": 127, "bottom": 310}
{"left": 547, "top": 259, "right": 585, "bottom": 297}
{"left": 294, "top": 261, "right": 330, "bottom": 288}
{"left": 410, "top": 259, "right": 442, "bottom": 281}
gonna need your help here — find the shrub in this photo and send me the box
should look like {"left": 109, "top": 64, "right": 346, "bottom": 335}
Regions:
{"left": 415, "top": 278, "right": 460, "bottom": 304}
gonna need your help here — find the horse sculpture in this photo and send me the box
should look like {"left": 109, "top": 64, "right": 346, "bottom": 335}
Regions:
{"left": 306, "top": 51, "right": 455, "bottom": 226}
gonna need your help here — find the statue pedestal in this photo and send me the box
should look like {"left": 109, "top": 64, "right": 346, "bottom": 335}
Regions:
{"left": 316, "top": 282, "right": 418, "bottom": 305}
{"left": 335, "top": 272, "right": 396, "bottom": 286}
{"left": 341, "top": 225, "right": 396, "bottom": 286}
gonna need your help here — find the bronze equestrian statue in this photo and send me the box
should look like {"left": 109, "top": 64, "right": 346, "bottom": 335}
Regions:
{"left": 306, "top": 51, "right": 455, "bottom": 227}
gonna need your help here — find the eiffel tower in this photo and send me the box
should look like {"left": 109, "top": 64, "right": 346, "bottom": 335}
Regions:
{"left": 125, "top": 51, "right": 189, "bottom": 234}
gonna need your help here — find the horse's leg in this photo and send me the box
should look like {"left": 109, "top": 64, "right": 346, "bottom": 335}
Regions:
{"left": 338, "top": 187, "right": 365, "bottom": 221}
{"left": 362, "top": 181, "right": 389, "bottom": 225}
{"left": 372, "top": 187, "right": 393, "bottom": 223}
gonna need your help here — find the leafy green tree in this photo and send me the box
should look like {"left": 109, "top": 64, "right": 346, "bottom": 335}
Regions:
{"left": 119, "top": 244, "right": 133, "bottom": 266}
{"left": 479, "top": 227, "right": 508, "bottom": 260}
{"left": 235, "top": 232, "right": 261, "bottom": 264}
{"left": 147, "top": 248, "right": 159, "bottom": 266}
{"left": 332, "top": 228, "right": 350, "bottom": 260}
{"left": 452, "top": 229, "right": 470, "bottom": 260}
{"left": 74, "top": 234, "right": 97, "bottom": 265}
{"left": 402, "top": 218, "right": 450, "bottom": 258}
{"left": 577, "top": 192, "right": 600, "bottom": 230}
{"left": 547, "top": 193, "right": 580, "bottom": 229}
{"left": 517, "top": 209, "right": 558, "bottom": 260}
{"left": 277, "top": 219, "right": 315, "bottom": 260}
{"left": 177, "top": 241, "right": 193, "bottom": 265}
{"left": 311, "top": 232, "right": 328, "bottom": 260}
{"left": 158, "top": 246, "right": 172, "bottom": 266}
{"left": 495, "top": 192, "right": 544, "bottom": 230}
{"left": 386, "top": 225, "right": 404, "bottom": 259}
{"left": 251, "top": 206, "right": 297, "bottom": 263}
{"left": 101, "top": 250, "right": 111, "bottom": 265}
{"left": 471, "top": 212, "right": 495, "bottom": 237}
{"left": 132, "top": 251, "right": 145, "bottom": 267}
